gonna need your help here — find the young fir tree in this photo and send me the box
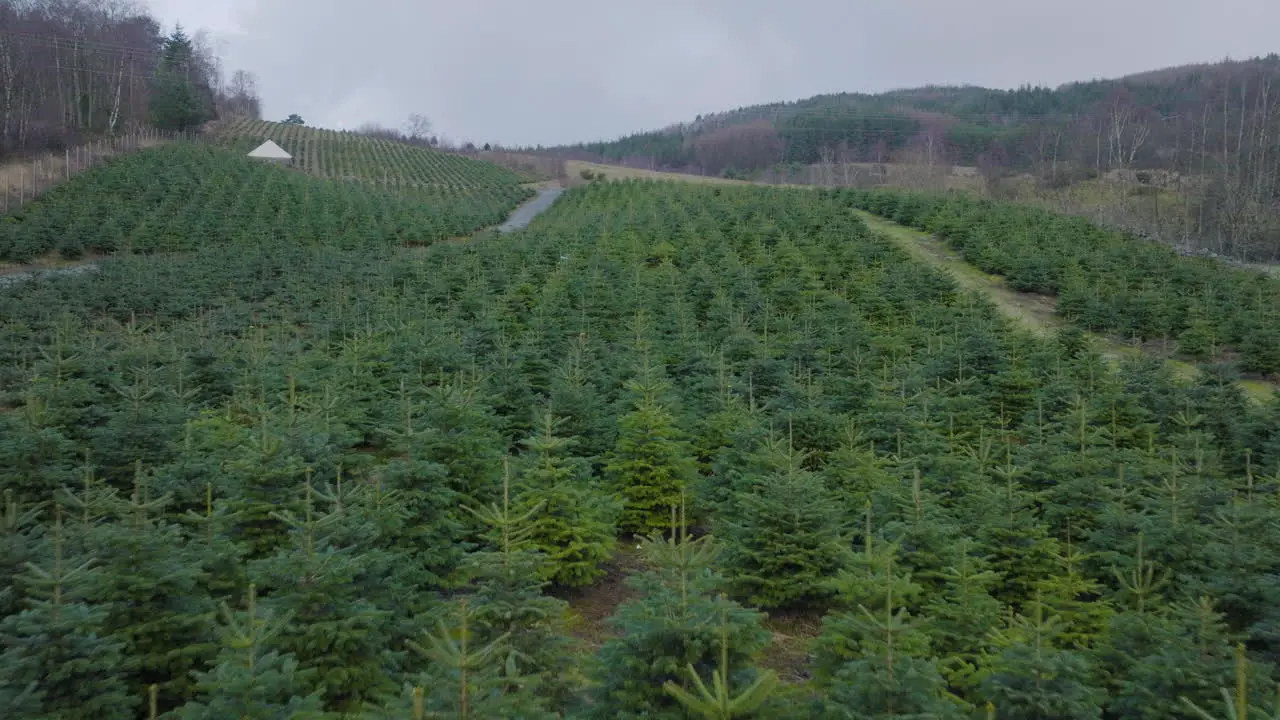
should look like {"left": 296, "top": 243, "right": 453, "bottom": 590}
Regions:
{"left": 969, "top": 459, "right": 1060, "bottom": 611}
{"left": 1176, "top": 641, "right": 1280, "bottom": 720}
{"left": 588, "top": 514, "right": 774, "bottom": 719}
{"left": 513, "top": 412, "right": 620, "bottom": 587}
{"left": 375, "top": 412, "right": 469, "bottom": 587}
{"left": 1093, "top": 596, "right": 1265, "bottom": 720}
{"left": 978, "top": 601, "right": 1104, "bottom": 719}
{"left": 175, "top": 584, "right": 326, "bottom": 720}
{"left": 819, "top": 422, "right": 899, "bottom": 518}
{"left": 922, "top": 539, "right": 1006, "bottom": 699}
{"left": 218, "top": 415, "right": 310, "bottom": 559}
{"left": 458, "top": 460, "right": 579, "bottom": 710}
{"left": 0, "top": 490, "right": 43, "bottom": 620}
{"left": 815, "top": 572, "right": 962, "bottom": 720}
{"left": 606, "top": 362, "right": 698, "bottom": 536}
{"left": 548, "top": 337, "right": 615, "bottom": 463}
{"left": 248, "top": 476, "right": 399, "bottom": 713}
{"left": 813, "top": 503, "right": 925, "bottom": 680}
{"left": 0, "top": 506, "right": 133, "bottom": 720}
{"left": 370, "top": 599, "right": 556, "bottom": 720}
{"left": 179, "top": 482, "right": 248, "bottom": 609}
{"left": 719, "top": 444, "right": 852, "bottom": 610}
{"left": 83, "top": 465, "right": 218, "bottom": 714}
{"left": 661, "top": 604, "right": 781, "bottom": 720}
{"left": 1029, "top": 535, "right": 1113, "bottom": 651}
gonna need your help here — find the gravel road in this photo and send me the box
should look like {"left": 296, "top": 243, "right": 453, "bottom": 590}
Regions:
{"left": 497, "top": 187, "right": 563, "bottom": 233}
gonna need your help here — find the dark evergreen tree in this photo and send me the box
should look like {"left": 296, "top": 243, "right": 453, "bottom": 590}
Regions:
{"left": 0, "top": 508, "right": 132, "bottom": 720}
{"left": 377, "top": 600, "right": 556, "bottom": 719}
{"left": 84, "top": 467, "right": 217, "bottom": 714}
{"left": 149, "top": 26, "right": 215, "bottom": 132}
{"left": 816, "top": 568, "right": 961, "bottom": 719}
{"left": 978, "top": 604, "right": 1104, "bottom": 719}
{"left": 458, "top": 461, "right": 580, "bottom": 710}
{"left": 248, "top": 478, "right": 399, "bottom": 713}
{"left": 661, "top": 608, "right": 781, "bottom": 720}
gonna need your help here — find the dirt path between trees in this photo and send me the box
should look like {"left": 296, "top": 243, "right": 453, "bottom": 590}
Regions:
{"left": 855, "top": 210, "right": 1277, "bottom": 403}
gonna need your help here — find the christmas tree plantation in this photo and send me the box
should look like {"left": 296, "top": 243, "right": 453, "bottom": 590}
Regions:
{"left": 1, "top": 176, "right": 1280, "bottom": 717}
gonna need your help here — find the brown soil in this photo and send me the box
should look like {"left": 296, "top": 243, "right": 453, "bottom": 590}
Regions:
{"left": 759, "top": 610, "right": 823, "bottom": 685}
{"left": 0, "top": 249, "right": 108, "bottom": 276}
{"left": 555, "top": 541, "right": 647, "bottom": 652}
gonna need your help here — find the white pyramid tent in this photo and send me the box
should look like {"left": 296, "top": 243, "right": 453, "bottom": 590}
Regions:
{"left": 247, "top": 139, "right": 292, "bottom": 164}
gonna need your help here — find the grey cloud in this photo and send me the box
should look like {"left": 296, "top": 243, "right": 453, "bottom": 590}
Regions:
{"left": 148, "top": 0, "right": 1280, "bottom": 147}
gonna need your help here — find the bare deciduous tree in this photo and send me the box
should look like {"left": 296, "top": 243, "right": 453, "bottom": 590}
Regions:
{"left": 403, "top": 113, "right": 433, "bottom": 143}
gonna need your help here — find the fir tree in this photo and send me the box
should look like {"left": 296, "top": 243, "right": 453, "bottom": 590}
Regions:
{"left": 380, "top": 599, "right": 556, "bottom": 719}
{"left": 0, "top": 507, "right": 133, "bottom": 720}
{"left": 459, "top": 460, "right": 579, "bottom": 710}
{"left": 1094, "top": 596, "right": 1260, "bottom": 720}
{"left": 816, "top": 565, "right": 961, "bottom": 719}
{"left": 922, "top": 539, "right": 1005, "bottom": 698}
{"left": 149, "top": 26, "right": 215, "bottom": 132}
{"left": 248, "top": 476, "right": 399, "bottom": 712}
{"left": 0, "top": 490, "right": 43, "bottom": 620}
{"left": 175, "top": 584, "right": 326, "bottom": 720}
{"left": 84, "top": 466, "right": 217, "bottom": 713}
{"left": 514, "top": 412, "right": 620, "bottom": 587}
{"left": 588, "top": 520, "right": 772, "bottom": 719}
{"left": 720, "top": 444, "right": 852, "bottom": 610}
{"left": 978, "top": 602, "right": 1104, "bottom": 719}
{"left": 662, "top": 605, "right": 781, "bottom": 720}
{"left": 606, "top": 363, "right": 698, "bottom": 536}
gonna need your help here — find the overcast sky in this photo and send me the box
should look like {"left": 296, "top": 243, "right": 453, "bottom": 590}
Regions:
{"left": 144, "top": 0, "right": 1280, "bottom": 147}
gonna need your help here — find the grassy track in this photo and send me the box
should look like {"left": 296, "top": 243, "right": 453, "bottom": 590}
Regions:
{"left": 854, "top": 210, "right": 1277, "bottom": 403}
{"left": 550, "top": 160, "right": 1277, "bottom": 404}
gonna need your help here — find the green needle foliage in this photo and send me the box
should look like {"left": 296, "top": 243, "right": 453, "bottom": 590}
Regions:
{"left": 175, "top": 584, "right": 326, "bottom": 720}
{"left": 514, "top": 412, "right": 620, "bottom": 587}
{"left": 607, "top": 363, "right": 698, "bottom": 537}
{"left": 588, "top": 514, "right": 773, "bottom": 720}
{"left": 0, "top": 508, "right": 132, "bottom": 720}
{"left": 719, "top": 444, "right": 852, "bottom": 610}
{"left": 662, "top": 604, "right": 781, "bottom": 719}
{"left": 0, "top": 173, "right": 1278, "bottom": 716}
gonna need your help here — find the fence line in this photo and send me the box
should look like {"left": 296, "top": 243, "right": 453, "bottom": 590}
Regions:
{"left": 0, "top": 128, "right": 209, "bottom": 216}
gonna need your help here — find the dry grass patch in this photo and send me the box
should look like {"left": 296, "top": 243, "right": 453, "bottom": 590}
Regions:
{"left": 567, "top": 160, "right": 751, "bottom": 186}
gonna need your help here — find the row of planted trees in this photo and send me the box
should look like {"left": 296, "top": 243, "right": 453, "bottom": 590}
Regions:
{"left": 2, "top": 179, "right": 1280, "bottom": 717}
{"left": 220, "top": 119, "right": 541, "bottom": 190}
{"left": 0, "top": 143, "right": 532, "bottom": 263}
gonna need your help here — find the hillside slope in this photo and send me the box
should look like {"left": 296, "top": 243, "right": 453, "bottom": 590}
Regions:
{"left": 2, "top": 179, "right": 1279, "bottom": 717}
{"left": 218, "top": 118, "right": 549, "bottom": 186}
{"left": 548, "top": 54, "right": 1280, "bottom": 260}
{"left": 0, "top": 142, "right": 532, "bottom": 264}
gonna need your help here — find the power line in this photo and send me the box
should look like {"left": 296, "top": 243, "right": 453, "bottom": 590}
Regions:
{"left": 0, "top": 29, "right": 168, "bottom": 58}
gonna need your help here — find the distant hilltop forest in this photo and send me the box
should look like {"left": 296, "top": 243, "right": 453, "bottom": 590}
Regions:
{"left": 541, "top": 55, "right": 1280, "bottom": 260}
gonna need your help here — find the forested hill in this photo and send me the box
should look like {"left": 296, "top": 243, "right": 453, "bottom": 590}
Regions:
{"left": 547, "top": 54, "right": 1280, "bottom": 177}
